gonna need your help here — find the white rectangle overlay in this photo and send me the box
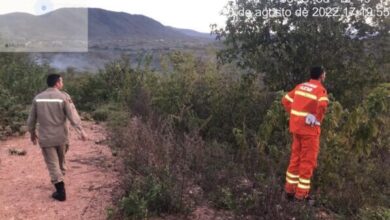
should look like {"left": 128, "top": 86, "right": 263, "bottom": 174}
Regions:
{"left": 0, "top": 1, "right": 88, "bottom": 52}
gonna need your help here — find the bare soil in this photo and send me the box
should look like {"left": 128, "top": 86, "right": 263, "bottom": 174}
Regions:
{"left": 0, "top": 121, "right": 119, "bottom": 220}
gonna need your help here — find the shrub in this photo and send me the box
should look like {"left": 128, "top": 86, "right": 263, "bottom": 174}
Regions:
{"left": 109, "top": 116, "right": 205, "bottom": 219}
{"left": 92, "top": 107, "right": 110, "bottom": 122}
{"left": 0, "top": 54, "right": 48, "bottom": 139}
{"left": 358, "top": 207, "right": 390, "bottom": 220}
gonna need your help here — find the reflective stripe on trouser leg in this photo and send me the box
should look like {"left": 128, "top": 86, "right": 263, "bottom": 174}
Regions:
{"left": 296, "top": 182, "right": 311, "bottom": 200}
{"left": 285, "top": 176, "right": 299, "bottom": 194}
{"left": 285, "top": 172, "right": 299, "bottom": 193}
{"left": 286, "top": 172, "right": 299, "bottom": 184}
{"left": 295, "top": 135, "right": 320, "bottom": 199}
{"left": 41, "top": 146, "right": 65, "bottom": 184}
{"left": 285, "top": 134, "right": 302, "bottom": 194}
{"left": 296, "top": 181, "right": 311, "bottom": 200}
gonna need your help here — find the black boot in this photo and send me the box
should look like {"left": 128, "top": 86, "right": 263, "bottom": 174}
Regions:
{"left": 285, "top": 192, "right": 295, "bottom": 202}
{"left": 52, "top": 181, "right": 66, "bottom": 201}
{"left": 294, "top": 195, "right": 315, "bottom": 206}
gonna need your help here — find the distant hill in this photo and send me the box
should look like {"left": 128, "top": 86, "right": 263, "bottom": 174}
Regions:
{"left": 170, "top": 27, "right": 215, "bottom": 40}
{"left": 0, "top": 8, "right": 212, "bottom": 45}
{"left": 0, "top": 8, "right": 216, "bottom": 70}
{"left": 87, "top": 8, "right": 197, "bottom": 42}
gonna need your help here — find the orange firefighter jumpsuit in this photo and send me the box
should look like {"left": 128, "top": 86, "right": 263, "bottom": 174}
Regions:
{"left": 282, "top": 79, "right": 329, "bottom": 199}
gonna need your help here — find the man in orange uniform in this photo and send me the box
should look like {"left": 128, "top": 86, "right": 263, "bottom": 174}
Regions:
{"left": 281, "top": 66, "right": 329, "bottom": 201}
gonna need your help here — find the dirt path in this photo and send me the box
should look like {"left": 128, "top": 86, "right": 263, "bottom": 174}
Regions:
{"left": 0, "top": 121, "right": 119, "bottom": 220}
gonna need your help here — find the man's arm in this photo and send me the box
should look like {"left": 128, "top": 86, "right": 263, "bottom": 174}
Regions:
{"left": 27, "top": 100, "right": 38, "bottom": 145}
{"left": 63, "top": 95, "right": 87, "bottom": 141}
{"left": 282, "top": 88, "right": 295, "bottom": 113}
{"left": 317, "top": 89, "right": 329, "bottom": 123}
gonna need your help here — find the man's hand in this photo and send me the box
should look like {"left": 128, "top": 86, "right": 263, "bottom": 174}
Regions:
{"left": 30, "top": 133, "right": 38, "bottom": 145}
{"left": 305, "top": 114, "right": 321, "bottom": 127}
{"left": 80, "top": 131, "right": 88, "bottom": 141}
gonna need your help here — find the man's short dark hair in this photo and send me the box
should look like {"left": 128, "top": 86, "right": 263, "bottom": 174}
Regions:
{"left": 47, "top": 74, "right": 61, "bottom": 87}
{"left": 310, "top": 66, "right": 324, "bottom": 80}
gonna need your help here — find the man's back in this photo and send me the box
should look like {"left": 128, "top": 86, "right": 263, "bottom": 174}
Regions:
{"left": 282, "top": 79, "right": 328, "bottom": 136}
{"left": 28, "top": 87, "right": 82, "bottom": 148}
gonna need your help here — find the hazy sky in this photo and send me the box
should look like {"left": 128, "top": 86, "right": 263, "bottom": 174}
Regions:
{"left": 0, "top": 0, "right": 228, "bottom": 32}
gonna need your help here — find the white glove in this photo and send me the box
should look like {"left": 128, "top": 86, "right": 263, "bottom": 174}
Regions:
{"left": 305, "top": 114, "right": 320, "bottom": 126}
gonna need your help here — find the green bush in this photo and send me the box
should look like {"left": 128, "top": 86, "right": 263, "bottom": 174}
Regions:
{"left": 0, "top": 53, "right": 47, "bottom": 104}
{"left": 0, "top": 54, "right": 48, "bottom": 139}
{"left": 119, "top": 175, "right": 179, "bottom": 220}
{"left": 0, "top": 84, "right": 32, "bottom": 137}
{"left": 359, "top": 207, "right": 390, "bottom": 220}
{"left": 108, "top": 116, "right": 201, "bottom": 219}
{"left": 92, "top": 107, "right": 110, "bottom": 122}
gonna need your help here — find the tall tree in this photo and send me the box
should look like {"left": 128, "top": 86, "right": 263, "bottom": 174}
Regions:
{"left": 213, "top": 0, "right": 389, "bottom": 106}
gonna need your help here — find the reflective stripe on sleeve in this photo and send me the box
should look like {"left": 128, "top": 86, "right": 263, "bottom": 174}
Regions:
{"left": 291, "top": 110, "right": 309, "bottom": 117}
{"left": 295, "top": 91, "right": 318, "bottom": 100}
{"left": 36, "top": 99, "right": 64, "bottom": 103}
{"left": 319, "top": 97, "right": 329, "bottom": 102}
{"left": 284, "top": 94, "right": 294, "bottom": 103}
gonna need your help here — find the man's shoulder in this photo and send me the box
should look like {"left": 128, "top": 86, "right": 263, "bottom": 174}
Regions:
{"left": 60, "top": 91, "right": 71, "bottom": 97}
{"left": 33, "top": 90, "right": 49, "bottom": 100}
{"left": 317, "top": 83, "right": 327, "bottom": 92}
{"left": 60, "top": 91, "right": 74, "bottom": 103}
{"left": 315, "top": 85, "right": 327, "bottom": 97}
{"left": 305, "top": 81, "right": 327, "bottom": 94}
{"left": 293, "top": 82, "right": 305, "bottom": 90}
{"left": 34, "top": 89, "right": 67, "bottom": 100}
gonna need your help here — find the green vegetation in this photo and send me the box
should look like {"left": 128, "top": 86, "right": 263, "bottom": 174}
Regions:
{"left": 66, "top": 51, "right": 387, "bottom": 219}
{"left": 0, "top": 53, "right": 48, "bottom": 139}
{"left": 0, "top": 1, "right": 388, "bottom": 219}
{"left": 0, "top": 50, "right": 388, "bottom": 219}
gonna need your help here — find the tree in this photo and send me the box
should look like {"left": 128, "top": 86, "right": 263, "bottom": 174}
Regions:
{"left": 213, "top": 0, "right": 389, "bottom": 106}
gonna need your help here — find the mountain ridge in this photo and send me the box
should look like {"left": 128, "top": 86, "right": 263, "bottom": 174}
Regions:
{"left": 0, "top": 8, "right": 213, "bottom": 43}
